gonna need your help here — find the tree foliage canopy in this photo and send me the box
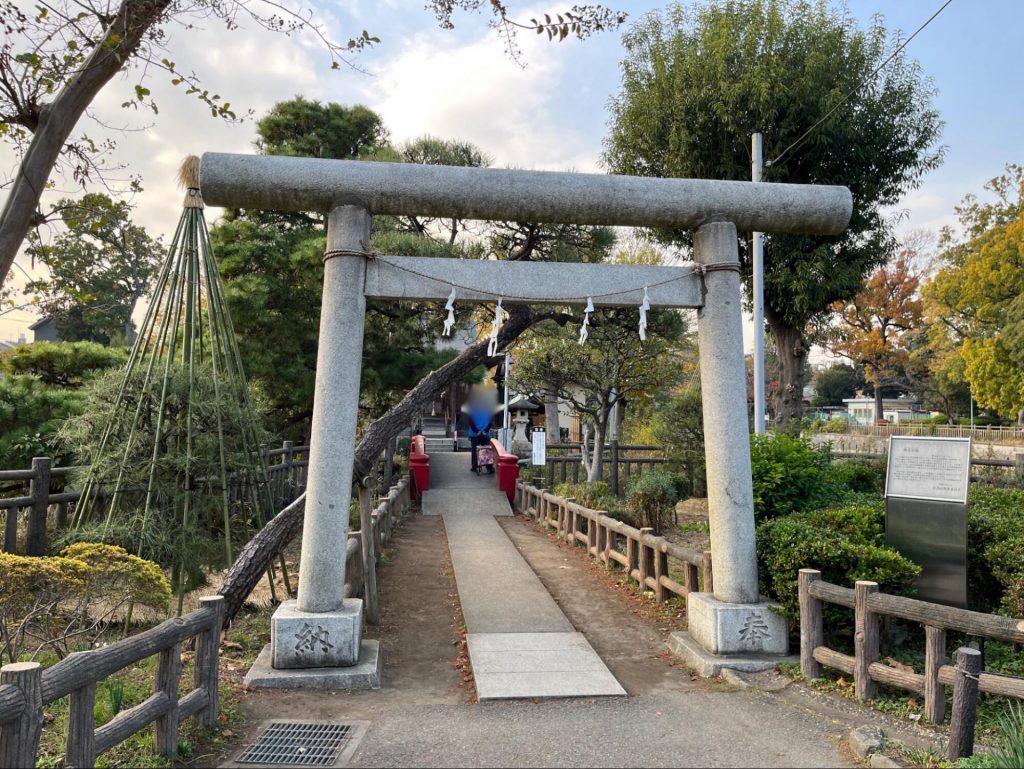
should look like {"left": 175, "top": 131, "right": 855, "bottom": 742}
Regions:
{"left": 24, "top": 193, "right": 164, "bottom": 344}
{"left": 602, "top": 0, "right": 943, "bottom": 428}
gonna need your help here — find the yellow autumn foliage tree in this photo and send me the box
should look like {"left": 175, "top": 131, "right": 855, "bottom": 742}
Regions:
{"left": 926, "top": 170, "right": 1024, "bottom": 423}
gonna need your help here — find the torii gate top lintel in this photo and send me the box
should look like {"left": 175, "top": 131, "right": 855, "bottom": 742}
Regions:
{"left": 199, "top": 152, "right": 851, "bottom": 236}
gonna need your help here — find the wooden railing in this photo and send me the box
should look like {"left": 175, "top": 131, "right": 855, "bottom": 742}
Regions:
{"left": 798, "top": 569, "right": 1024, "bottom": 757}
{"left": 1, "top": 442, "right": 311, "bottom": 556}
{"left": 823, "top": 423, "right": 1024, "bottom": 444}
{"left": 344, "top": 476, "right": 413, "bottom": 605}
{"left": 0, "top": 596, "right": 224, "bottom": 767}
{"left": 0, "top": 473, "right": 414, "bottom": 767}
{"left": 542, "top": 441, "right": 668, "bottom": 495}
{"left": 515, "top": 480, "right": 712, "bottom": 602}
{"left": 829, "top": 450, "right": 1024, "bottom": 487}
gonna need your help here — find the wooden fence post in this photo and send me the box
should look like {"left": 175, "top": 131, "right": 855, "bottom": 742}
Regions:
{"left": 195, "top": 596, "right": 224, "bottom": 727}
{"left": 638, "top": 527, "right": 654, "bottom": 594}
{"left": 626, "top": 533, "right": 639, "bottom": 584}
{"left": 66, "top": 680, "right": 96, "bottom": 768}
{"left": 854, "top": 581, "right": 880, "bottom": 701}
{"left": 282, "top": 441, "right": 295, "bottom": 506}
{"left": 610, "top": 439, "right": 620, "bottom": 496}
{"left": 683, "top": 561, "right": 699, "bottom": 596}
{"left": 947, "top": 646, "right": 983, "bottom": 761}
{"left": 0, "top": 662, "right": 42, "bottom": 768}
{"left": 799, "top": 569, "right": 823, "bottom": 679}
{"left": 358, "top": 482, "right": 380, "bottom": 626}
{"left": 701, "top": 550, "right": 714, "bottom": 594}
{"left": 27, "top": 457, "right": 52, "bottom": 556}
{"left": 653, "top": 543, "right": 668, "bottom": 603}
{"left": 154, "top": 642, "right": 182, "bottom": 757}
{"left": 924, "top": 625, "right": 947, "bottom": 724}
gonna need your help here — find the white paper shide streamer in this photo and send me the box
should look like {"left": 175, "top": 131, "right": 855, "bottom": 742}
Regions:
{"left": 578, "top": 296, "right": 594, "bottom": 345}
{"left": 487, "top": 298, "right": 506, "bottom": 357}
{"left": 638, "top": 286, "right": 650, "bottom": 341}
{"left": 442, "top": 287, "right": 456, "bottom": 336}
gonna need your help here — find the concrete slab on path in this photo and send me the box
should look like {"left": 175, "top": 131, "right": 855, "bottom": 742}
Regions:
{"left": 444, "top": 513, "right": 572, "bottom": 634}
{"left": 422, "top": 488, "right": 511, "bottom": 517}
{"left": 468, "top": 632, "right": 626, "bottom": 700}
{"left": 432, "top": 454, "right": 625, "bottom": 700}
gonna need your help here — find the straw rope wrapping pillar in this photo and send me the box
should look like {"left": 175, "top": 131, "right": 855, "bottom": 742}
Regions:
{"left": 297, "top": 205, "right": 372, "bottom": 613}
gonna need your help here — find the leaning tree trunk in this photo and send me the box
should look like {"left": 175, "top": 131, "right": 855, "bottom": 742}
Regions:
{"left": 766, "top": 308, "right": 809, "bottom": 435}
{"left": 0, "top": 0, "right": 173, "bottom": 288}
{"left": 217, "top": 304, "right": 537, "bottom": 624}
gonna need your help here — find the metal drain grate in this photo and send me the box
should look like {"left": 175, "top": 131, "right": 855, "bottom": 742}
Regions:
{"left": 236, "top": 722, "right": 354, "bottom": 766}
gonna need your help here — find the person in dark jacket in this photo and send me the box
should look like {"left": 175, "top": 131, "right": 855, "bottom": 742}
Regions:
{"left": 463, "top": 389, "right": 500, "bottom": 473}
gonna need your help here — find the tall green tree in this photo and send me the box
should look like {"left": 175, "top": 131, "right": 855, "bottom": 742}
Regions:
{"left": 811, "top": 363, "right": 864, "bottom": 408}
{"left": 256, "top": 98, "right": 388, "bottom": 160}
{"left": 603, "top": 0, "right": 943, "bottom": 432}
{"left": 0, "top": 340, "right": 127, "bottom": 467}
{"left": 24, "top": 193, "right": 164, "bottom": 344}
{"left": 925, "top": 166, "right": 1024, "bottom": 425}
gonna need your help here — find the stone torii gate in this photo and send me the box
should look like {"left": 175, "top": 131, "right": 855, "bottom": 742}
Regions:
{"left": 199, "top": 153, "right": 851, "bottom": 687}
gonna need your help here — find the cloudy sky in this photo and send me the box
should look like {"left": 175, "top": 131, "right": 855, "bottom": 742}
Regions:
{"left": 1, "top": 0, "right": 1022, "bottom": 344}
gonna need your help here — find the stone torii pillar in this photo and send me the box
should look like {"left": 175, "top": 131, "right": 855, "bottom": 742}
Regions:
{"left": 199, "top": 153, "right": 851, "bottom": 687}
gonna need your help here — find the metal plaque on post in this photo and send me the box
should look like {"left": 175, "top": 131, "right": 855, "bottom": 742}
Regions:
{"left": 885, "top": 436, "right": 971, "bottom": 608}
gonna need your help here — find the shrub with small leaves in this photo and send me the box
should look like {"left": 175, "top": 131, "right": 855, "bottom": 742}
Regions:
{"left": 625, "top": 469, "right": 679, "bottom": 535}
{"left": 750, "top": 433, "right": 840, "bottom": 521}
{"left": 0, "top": 544, "right": 169, "bottom": 664}
{"left": 757, "top": 505, "right": 919, "bottom": 620}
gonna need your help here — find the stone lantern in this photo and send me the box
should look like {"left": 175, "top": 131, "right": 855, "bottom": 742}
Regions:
{"left": 508, "top": 394, "right": 541, "bottom": 456}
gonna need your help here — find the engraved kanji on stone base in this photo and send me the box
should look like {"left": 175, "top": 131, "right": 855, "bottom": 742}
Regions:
{"left": 738, "top": 613, "right": 772, "bottom": 650}
{"left": 271, "top": 598, "right": 363, "bottom": 669}
{"left": 294, "top": 623, "right": 335, "bottom": 654}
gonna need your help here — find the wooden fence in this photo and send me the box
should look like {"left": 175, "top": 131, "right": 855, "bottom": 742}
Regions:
{"left": 830, "top": 450, "right": 1024, "bottom": 487}
{"left": 0, "top": 472, "right": 413, "bottom": 767}
{"left": 541, "top": 441, "right": 668, "bottom": 496}
{"left": 798, "top": 570, "right": 1024, "bottom": 757}
{"left": 824, "top": 423, "right": 1024, "bottom": 444}
{"left": 515, "top": 480, "right": 712, "bottom": 602}
{"left": 0, "top": 596, "right": 224, "bottom": 767}
{"left": 0, "top": 442, "right": 312, "bottom": 556}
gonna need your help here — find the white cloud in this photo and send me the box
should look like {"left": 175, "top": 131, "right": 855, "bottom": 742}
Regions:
{"left": 362, "top": 27, "right": 600, "bottom": 172}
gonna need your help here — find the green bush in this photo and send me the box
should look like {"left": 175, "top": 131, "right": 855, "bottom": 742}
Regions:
{"left": 830, "top": 457, "right": 885, "bottom": 494}
{"left": 625, "top": 469, "right": 679, "bottom": 534}
{"left": 966, "top": 485, "right": 1024, "bottom": 614}
{"left": 552, "top": 481, "right": 615, "bottom": 511}
{"left": 757, "top": 503, "right": 919, "bottom": 619}
{"left": 750, "top": 434, "right": 841, "bottom": 521}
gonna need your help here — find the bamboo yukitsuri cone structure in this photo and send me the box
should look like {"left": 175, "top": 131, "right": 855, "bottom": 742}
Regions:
{"left": 70, "top": 156, "right": 288, "bottom": 609}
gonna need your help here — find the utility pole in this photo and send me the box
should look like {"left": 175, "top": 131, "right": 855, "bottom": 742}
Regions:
{"left": 752, "top": 132, "right": 767, "bottom": 434}
{"left": 502, "top": 351, "right": 511, "bottom": 448}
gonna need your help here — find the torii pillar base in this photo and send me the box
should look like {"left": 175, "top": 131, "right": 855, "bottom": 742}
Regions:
{"left": 244, "top": 599, "right": 382, "bottom": 690}
{"left": 668, "top": 593, "right": 792, "bottom": 677}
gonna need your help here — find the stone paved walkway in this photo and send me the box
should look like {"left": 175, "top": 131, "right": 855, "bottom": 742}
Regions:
{"left": 422, "top": 452, "right": 625, "bottom": 700}
{"left": 220, "top": 508, "right": 850, "bottom": 767}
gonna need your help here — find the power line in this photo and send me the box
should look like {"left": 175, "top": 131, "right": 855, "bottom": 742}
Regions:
{"left": 767, "top": 0, "right": 954, "bottom": 168}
